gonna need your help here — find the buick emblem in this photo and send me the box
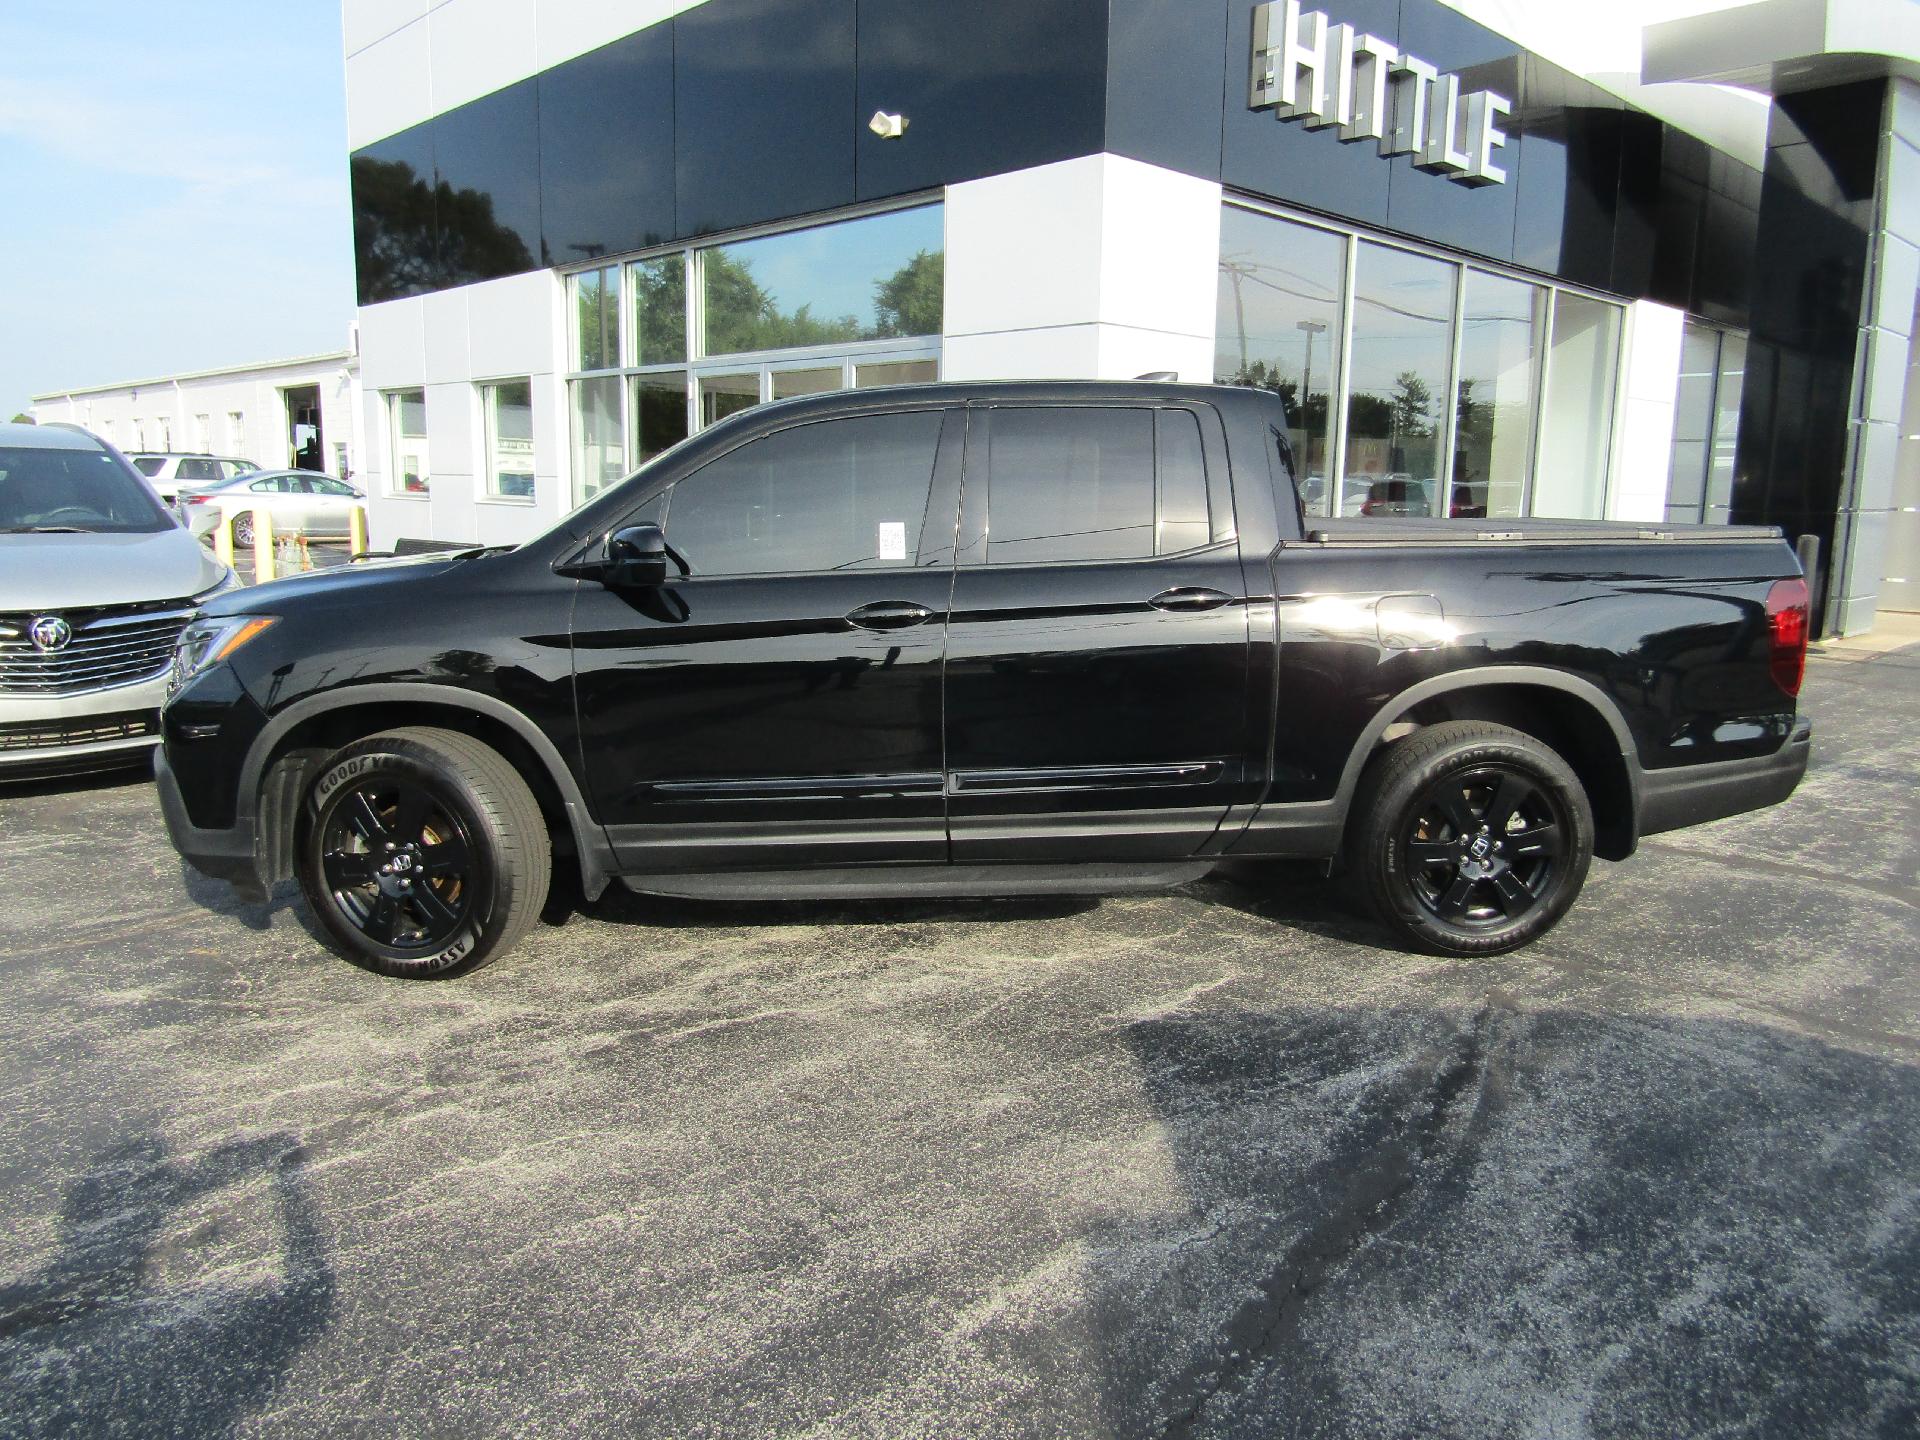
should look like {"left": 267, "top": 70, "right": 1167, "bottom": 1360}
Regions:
{"left": 29, "top": 615, "right": 72, "bottom": 652}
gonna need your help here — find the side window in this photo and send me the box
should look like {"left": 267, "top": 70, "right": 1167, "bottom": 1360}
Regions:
{"left": 177, "top": 458, "right": 219, "bottom": 481}
{"left": 1155, "top": 410, "right": 1211, "bottom": 554}
{"left": 985, "top": 408, "right": 1154, "bottom": 564}
{"left": 250, "top": 476, "right": 282, "bottom": 493}
{"left": 662, "top": 410, "right": 944, "bottom": 576}
{"left": 313, "top": 477, "right": 354, "bottom": 496}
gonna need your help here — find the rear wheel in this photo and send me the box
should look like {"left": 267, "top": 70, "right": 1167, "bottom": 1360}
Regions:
{"left": 232, "top": 511, "right": 256, "bottom": 549}
{"left": 1349, "top": 721, "right": 1593, "bottom": 956}
{"left": 297, "top": 727, "right": 549, "bottom": 978}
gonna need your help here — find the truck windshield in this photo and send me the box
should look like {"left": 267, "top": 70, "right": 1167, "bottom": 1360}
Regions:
{"left": 0, "top": 446, "right": 175, "bottom": 534}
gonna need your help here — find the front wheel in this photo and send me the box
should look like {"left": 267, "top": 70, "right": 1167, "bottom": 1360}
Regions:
{"left": 296, "top": 727, "right": 550, "bottom": 978}
{"left": 1348, "top": 721, "right": 1593, "bottom": 956}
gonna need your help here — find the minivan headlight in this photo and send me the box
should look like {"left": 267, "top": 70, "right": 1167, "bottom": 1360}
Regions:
{"left": 169, "top": 615, "right": 277, "bottom": 694}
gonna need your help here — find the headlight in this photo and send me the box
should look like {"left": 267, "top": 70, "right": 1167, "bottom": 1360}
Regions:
{"left": 169, "top": 615, "right": 277, "bottom": 694}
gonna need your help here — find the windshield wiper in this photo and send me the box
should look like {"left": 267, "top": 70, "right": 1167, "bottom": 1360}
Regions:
{"left": 0, "top": 525, "right": 92, "bottom": 534}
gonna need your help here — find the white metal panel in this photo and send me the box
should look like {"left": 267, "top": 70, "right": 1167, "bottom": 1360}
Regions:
{"left": 344, "top": 17, "right": 434, "bottom": 150}
{"left": 430, "top": 0, "right": 540, "bottom": 117}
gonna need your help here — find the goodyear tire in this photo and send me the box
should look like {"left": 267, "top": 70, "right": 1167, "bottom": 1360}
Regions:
{"left": 1349, "top": 720, "right": 1593, "bottom": 957}
{"left": 297, "top": 727, "right": 549, "bottom": 978}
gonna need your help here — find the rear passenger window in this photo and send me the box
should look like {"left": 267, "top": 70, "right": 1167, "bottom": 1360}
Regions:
{"left": 663, "top": 410, "right": 944, "bottom": 576}
{"left": 1155, "top": 410, "right": 1210, "bottom": 554}
{"left": 177, "top": 458, "right": 219, "bottom": 481}
{"left": 984, "top": 407, "right": 1215, "bottom": 565}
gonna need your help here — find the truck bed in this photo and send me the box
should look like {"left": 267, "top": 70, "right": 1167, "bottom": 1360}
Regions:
{"left": 1295, "top": 517, "right": 1783, "bottom": 547}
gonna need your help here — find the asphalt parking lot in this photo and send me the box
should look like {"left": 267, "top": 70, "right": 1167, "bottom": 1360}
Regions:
{"left": 2, "top": 640, "right": 1916, "bottom": 1439}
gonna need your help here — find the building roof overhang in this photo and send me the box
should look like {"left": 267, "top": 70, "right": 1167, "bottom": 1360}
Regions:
{"left": 1643, "top": 0, "right": 1920, "bottom": 96}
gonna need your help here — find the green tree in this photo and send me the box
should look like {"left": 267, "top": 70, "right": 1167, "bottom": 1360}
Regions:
{"left": 1390, "top": 370, "right": 1434, "bottom": 439}
{"left": 350, "top": 155, "right": 533, "bottom": 299}
{"left": 872, "top": 250, "right": 943, "bottom": 337}
{"left": 9, "top": 413, "right": 32, "bottom": 425}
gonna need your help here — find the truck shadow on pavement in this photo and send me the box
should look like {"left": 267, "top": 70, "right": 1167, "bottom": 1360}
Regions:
{"left": 0, "top": 1130, "right": 334, "bottom": 1440}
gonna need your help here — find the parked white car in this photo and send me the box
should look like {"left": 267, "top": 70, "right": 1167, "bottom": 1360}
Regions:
{"left": 177, "top": 469, "right": 364, "bottom": 547}
{"left": 127, "top": 453, "right": 258, "bottom": 503}
{"left": 1, "top": 424, "right": 237, "bottom": 777}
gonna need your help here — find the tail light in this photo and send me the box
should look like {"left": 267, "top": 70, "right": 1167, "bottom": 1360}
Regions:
{"left": 1765, "top": 577, "right": 1809, "bottom": 697}
{"left": 185, "top": 493, "right": 210, "bottom": 504}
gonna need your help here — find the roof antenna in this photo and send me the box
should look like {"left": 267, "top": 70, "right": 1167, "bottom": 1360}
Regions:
{"left": 1134, "top": 370, "right": 1178, "bottom": 382}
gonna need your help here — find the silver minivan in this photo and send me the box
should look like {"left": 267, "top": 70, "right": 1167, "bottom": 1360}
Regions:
{"left": 0, "top": 423, "right": 237, "bottom": 778}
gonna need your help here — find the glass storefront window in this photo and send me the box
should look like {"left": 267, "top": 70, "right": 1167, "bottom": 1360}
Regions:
{"left": 699, "top": 372, "right": 760, "bottom": 427}
{"left": 570, "top": 375, "right": 624, "bottom": 502}
{"left": 855, "top": 359, "right": 938, "bottom": 388}
{"left": 771, "top": 367, "right": 842, "bottom": 399}
{"left": 1344, "top": 241, "right": 1454, "bottom": 517}
{"left": 1707, "top": 334, "right": 1746, "bottom": 523}
{"left": 1666, "top": 323, "right": 1721, "bottom": 523}
{"left": 701, "top": 205, "right": 944, "bottom": 356}
{"left": 387, "top": 388, "right": 428, "bottom": 495}
{"left": 1666, "top": 324, "right": 1748, "bottom": 524}
{"left": 630, "top": 372, "right": 689, "bottom": 467}
{"left": 1533, "top": 294, "right": 1622, "bottom": 519}
{"left": 1215, "top": 207, "right": 1344, "bottom": 515}
{"left": 629, "top": 255, "right": 686, "bottom": 367}
{"left": 574, "top": 265, "right": 620, "bottom": 371}
{"left": 481, "top": 378, "right": 535, "bottom": 500}
{"left": 1453, "top": 271, "right": 1544, "bottom": 519}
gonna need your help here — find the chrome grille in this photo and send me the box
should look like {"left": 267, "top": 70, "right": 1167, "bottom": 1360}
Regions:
{"left": 0, "top": 603, "right": 194, "bottom": 696}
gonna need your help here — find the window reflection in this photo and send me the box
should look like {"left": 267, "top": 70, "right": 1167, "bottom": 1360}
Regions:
{"left": 575, "top": 266, "right": 620, "bottom": 371}
{"left": 1453, "top": 272, "right": 1544, "bottom": 519}
{"left": 482, "top": 379, "right": 535, "bottom": 500}
{"left": 1534, "top": 294, "right": 1621, "bottom": 518}
{"left": 630, "top": 372, "right": 689, "bottom": 467}
{"left": 570, "top": 375, "right": 624, "bottom": 502}
{"left": 772, "top": 367, "right": 843, "bottom": 399}
{"left": 699, "top": 373, "right": 760, "bottom": 427}
{"left": 629, "top": 256, "right": 685, "bottom": 367}
{"left": 855, "top": 359, "right": 939, "bottom": 388}
{"left": 701, "top": 205, "right": 944, "bottom": 356}
{"left": 387, "top": 389, "right": 428, "bottom": 496}
{"left": 1345, "top": 242, "right": 1454, "bottom": 518}
{"left": 1215, "top": 208, "right": 1343, "bottom": 515}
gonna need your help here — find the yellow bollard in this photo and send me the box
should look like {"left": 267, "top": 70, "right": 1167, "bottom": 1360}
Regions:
{"left": 213, "top": 506, "right": 234, "bottom": 569}
{"left": 252, "top": 509, "right": 275, "bottom": 584}
{"left": 348, "top": 503, "right": 368, "bottom": 559}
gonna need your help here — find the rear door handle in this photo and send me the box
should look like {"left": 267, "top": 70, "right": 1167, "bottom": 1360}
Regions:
{"left": 845, "top": 600, "right": 935, "bottom": 631}
{"left": 1148, "top": 587, "right": 1233, "bottom": 612}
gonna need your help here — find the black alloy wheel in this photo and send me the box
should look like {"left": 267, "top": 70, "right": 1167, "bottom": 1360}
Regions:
{"left": 1349, "top": 720, "right": 1594, "bottom": 956}
{"left": 297, "top": 727, "right": 550, "bottom": 978}
{"left": 1401, "top": 763, "right": 1568, "bottom": 929}
{"left": 317, "top": 778, "right": 475, "bottom": 953}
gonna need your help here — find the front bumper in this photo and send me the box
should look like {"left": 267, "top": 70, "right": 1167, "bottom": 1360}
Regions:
{"left": 0, "top": 672, "right": 169, "bottom": 777}
{"left": 1638, "top": 714, "right": 1814, "bottom": 837}
{"left": 154, "top": 745, "right": 265, "bottom": 897}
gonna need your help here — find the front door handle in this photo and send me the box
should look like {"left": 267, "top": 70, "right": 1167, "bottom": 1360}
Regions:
{"left": 845, "top": 600, "right": 934, "bottom": 631}
{"left": 1148, "top": 587, "right": 1233, "bottom": 612}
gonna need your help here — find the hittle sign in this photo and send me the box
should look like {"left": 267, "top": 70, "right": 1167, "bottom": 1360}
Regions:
{"left": 1249, "top": 0, "right": 1512, "bottom": 187}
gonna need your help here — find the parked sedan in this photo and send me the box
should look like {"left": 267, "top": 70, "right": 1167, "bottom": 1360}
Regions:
{"left": 127, "top": 453, "right": 258, "bottom": 503}
{"left": 177, "top": 470, "right": 363, "bottom": 547}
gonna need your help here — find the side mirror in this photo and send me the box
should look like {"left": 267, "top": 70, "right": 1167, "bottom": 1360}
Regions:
{"left": 605, "top": 522, "right": 670, "bottom": 587}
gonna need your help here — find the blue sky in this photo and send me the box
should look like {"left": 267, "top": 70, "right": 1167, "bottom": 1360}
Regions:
{"left": 0, "top": 1, "right": 355, "bottom": 417}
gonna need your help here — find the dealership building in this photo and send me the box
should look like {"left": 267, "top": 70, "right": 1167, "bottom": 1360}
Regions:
{"left": 327, "top": 0, "right": 1920, "bottom": 631}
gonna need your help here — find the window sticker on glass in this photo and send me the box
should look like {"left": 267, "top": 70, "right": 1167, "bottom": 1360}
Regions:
{"left": 877, "top": 521, "right": 908, "bottom": 561}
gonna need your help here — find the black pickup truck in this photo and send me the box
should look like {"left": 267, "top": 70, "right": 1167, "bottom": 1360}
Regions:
{"left": 156, "top": 381, "right": 1812, "bottom": 978}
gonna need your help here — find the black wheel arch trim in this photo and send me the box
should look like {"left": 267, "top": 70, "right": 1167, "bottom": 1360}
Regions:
{"left": 234, "top": 683, "right": 613, "bottom": 899}
{"left": 1225, "top": 664, "right": 1644, "bottom": 859}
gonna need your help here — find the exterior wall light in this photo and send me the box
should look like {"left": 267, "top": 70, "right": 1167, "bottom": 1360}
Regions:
{"left": 868, "top": 110, "right": 908, "bottom": 140}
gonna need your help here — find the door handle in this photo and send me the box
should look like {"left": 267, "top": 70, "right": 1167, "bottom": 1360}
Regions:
{"left": 844, "top": 600, "right": 934, "bottom": 631}
{"left": 1148, "top": 587, "right": 1234, "bottom": 612}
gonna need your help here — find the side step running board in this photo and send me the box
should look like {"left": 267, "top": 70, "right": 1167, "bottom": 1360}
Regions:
{"left": 619, "top": 861, "right": 1214, "bottom": 902}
